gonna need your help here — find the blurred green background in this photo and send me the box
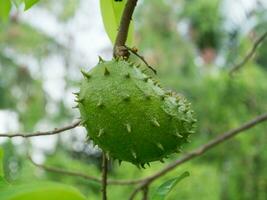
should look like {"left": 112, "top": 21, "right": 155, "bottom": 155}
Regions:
{"left": 1, "top": 0, "right": 267, "bottom": 199}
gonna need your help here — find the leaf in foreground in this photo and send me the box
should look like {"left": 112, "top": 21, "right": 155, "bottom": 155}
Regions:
{"left": 99, "top": 0, "right": 134, "bottom": 45}
{"left": 0, "top": 182, "right": 87, "bottom": 200}
{"left": 152, "top": 171, "right": 190, "bottom": 200}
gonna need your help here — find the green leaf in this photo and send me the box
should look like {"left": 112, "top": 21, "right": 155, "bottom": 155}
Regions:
{"left": 0, "top": 182, "right": 87, "bottom": 200}
{"left": 0, "top": 148, "right": 4, "bottom": 177}
{"left": 100, "top": 0, "right": 134, "bottom": 45}
{"left": 24, "top": 0, "right": 39, "bottom": 10}
{"left": 152, "top": 172, "right": 190, "bottom": 200}
{"left": 0, "top": 0, "right": 11, "bottom": 22}
{"left": 0, "top": 148, "right": 8, "bottom": 188}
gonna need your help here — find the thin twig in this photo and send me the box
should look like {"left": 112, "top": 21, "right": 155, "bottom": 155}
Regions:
{"left": 28, "top": 155, "right": 102, "bottom": 183}
{"left": 229, "top": 31, "right": 267, "bottom": 75}
{"left": 113, "top": 0, "right": 139, "bottom": 58}
{"left": 129, "top": 188, "right": 140, "bottom": 200}
{"left": 128, "top": 113, "right": 267, "bottom": 199}
{"left": 102, "top": 153, "right": 108, "bottom": 200}
{"left": 126, "top": 46, "right": 157, "bottom": 74}
{"left": 142, "top": 186, "right": 149, "bottom": 200}
{"left": 0, "top": 121, "right": 81, "bottom": 138}
{"left": 28, "top": 155, "right": 144, "bottom": 185}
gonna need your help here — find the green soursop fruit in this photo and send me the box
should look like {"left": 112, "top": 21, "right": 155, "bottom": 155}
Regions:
{"left": 77, "top": 58, "right": 196, "bottom": 166}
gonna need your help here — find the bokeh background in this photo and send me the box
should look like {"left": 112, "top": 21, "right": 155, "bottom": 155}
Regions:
{"left": 1, "top": 0, "right": 267, "bottom": 199}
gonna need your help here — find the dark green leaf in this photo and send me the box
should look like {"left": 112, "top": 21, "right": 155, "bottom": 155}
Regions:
{"left": 152, "top": 171, "right": 190, "bottom": 200}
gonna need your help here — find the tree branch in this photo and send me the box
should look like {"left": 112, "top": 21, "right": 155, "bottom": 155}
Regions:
{"left": 28, "top": 155, "right": 102, "bottom": 183}
{"left": 0, "top": 121, "right": 81, "bottom": 138}
{"left": 142, "top": 186, "right": 149, "bottom": 200}
{"left": 28, "top": 155, "right": 144, "bottom": 185}
{"left": 101, "top": 153, "right": 108, "bottom": 200}
{"left": 113, "top": 0, "right": 138, "bottom": 58}
{"left": 128, "top": 113, "right": 267, "bottom": 199}
{"left": 27, "top": 113, "right": 267, "bottom": 197}
{"left": 229, "top": 31, "right": 267, "bottom": 75}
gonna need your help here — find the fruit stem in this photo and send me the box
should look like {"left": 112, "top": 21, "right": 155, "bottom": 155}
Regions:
{"left": 113, "top": 0, "right": 139, "bottom": 58}
{"left": 101, "top": 153, "right": 108, "bottom": 200}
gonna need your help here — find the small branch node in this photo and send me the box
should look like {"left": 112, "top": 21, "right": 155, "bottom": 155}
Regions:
{"left": 126, "top": 45, "right": 157, "bottom": 74}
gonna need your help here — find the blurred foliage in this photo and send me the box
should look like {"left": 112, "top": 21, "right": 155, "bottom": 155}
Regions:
{"left": 1, "top": 0, "right": 267, "bottom": 199}
{"left": 38, "top": 0, "right": 80, "bottom": 22}
{"left": 0, "top": 22, "right": 62, "bottom": 58}
{"left": 182, "top": 0, "right": 223, "bottom": 50}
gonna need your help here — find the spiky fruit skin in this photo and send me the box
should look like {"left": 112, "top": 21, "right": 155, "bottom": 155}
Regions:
{"left": 78, "top": 59, "right": 196, "bottom": 166}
